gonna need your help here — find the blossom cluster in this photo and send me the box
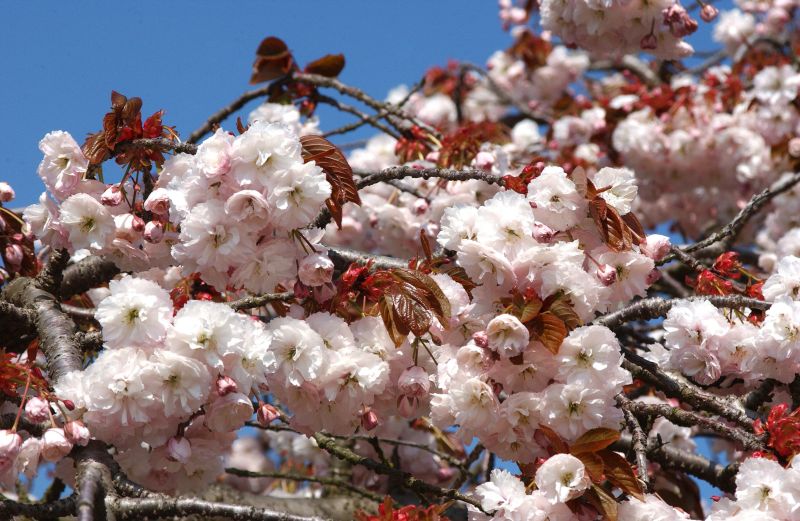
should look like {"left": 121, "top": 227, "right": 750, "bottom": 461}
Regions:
{"left": 26, "top": 120, "right": 333, "bottom": 293}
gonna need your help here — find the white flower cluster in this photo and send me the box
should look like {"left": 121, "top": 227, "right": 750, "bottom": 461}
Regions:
{"left": 470, "top": 464, "right": 587, "bottom": 520}
{"left": 26, "top": 121, "right": 332, "bottom": 293}
{"left": 56, "top": 277, "right": 271, "bottom": 492}
{"left": 539, "top": 0, "right": 695, "bottom": 59}
{"left": 659, "top": 256, "right": 800, "bottom": 386}
{"left": 707, "top": 456, "right": 800, "bottom": 520}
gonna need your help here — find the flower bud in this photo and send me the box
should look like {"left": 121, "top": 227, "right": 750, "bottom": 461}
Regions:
{"left": 144, "top": 221, "right": 164, "bottom": 243}
{"left": 0, "top": 430, "right": 22, "bottom": 473}
{"left": 0, "top": 182, "right": 15, "bottom": 203}
{"left": 41, "top": 428, "right": 72, "bottom": 462}
{"left": 101, "top": 185, "right": 124, "bottom": 206}
{"left": 361, "top": 409, "right": 379, "bottom": 431}
{"left": 131, "top": 214, "right": 145, "bottom": 232}
{"left": 789, "top": 137, "right": 800, "bottom": 158}
{"left": 647, "top": 268, "right": 662, "bottom": 285}
{"left": 257, "top": 403, "right": 280, "bottom": 426}
{"left": 640, "top": 33, "right": 658, "bottom": 50}
{"left": 167, "top": 436, "right": 192, "bottom": 464}
{"left": 486, "top": 314, "right": 529, "bottom": 358}
{"left": 398, "top": 366, "right": 430, "bottom": 397}
{"left": 216, "top": 375, "right": 238, "bottom": 396}
{"left": 700, "top": 4, "right": 719, "bottom": 22}
{"left": 144, "top": 188, "right": 170, "bottom": 216}
{"left": 298, "top": 253, "right": 334, "bottom": 287}
{"left": 474, "top": 151, "right": 495, "bottom": 171}
{"left": 63, "top": 420, "right": 90, "bottom": 447}
{"left": 472, "top": 330, "right": 489, "bottom": 349}
{"left": 24, "top": 397, "right": 50, "bottom": 423}
{"left": 641, "top": 234, "right": 671, "bottom": 261}
{"left": 532, "top": 222, "right": 556, "bottom": 243}
{"left": 437, "top": 466, "right": 456, "bottom": 482}
{"left": 62, "top": 399, "right": 75, "bottom": 411}
{"left": 4, "top": 244, "right": 23, "bottom": 268}
{"left": 596, "top": 264, "right": 617, "bottom": 286}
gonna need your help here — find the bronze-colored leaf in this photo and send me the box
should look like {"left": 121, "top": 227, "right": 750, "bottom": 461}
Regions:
{"left": 597, "top": 449, "right": 645, "bottom": 501}
{"left": 585, "top": 484, "right": 618, "bottom": 521}
{"left": 250, "top": 36, "right": 294, "bottom": 84}
{"left": 575, "top": 451, "right": 605, "bottom": 483}
{"left": 531, "top": 312, "right": 567, "bottom": 354}
{"left": 305, "top": 53, "right": 346, "bottom": 77}
{"left": 535, "top": 425, "right": 569, "bottom": 454}
{"left": 546, "top": 295, "right": 582, "bottom": 330}
{"left": 570, "top": 428, "right": 621, "bottom": 455}
{"left": 519, "top": 295, "right": 543, "bottom": 323}
{"left": 621, "top": 211, "right": 645, "bottom": 245}
{"left": 300, "top": 134, "right": 361, "bottom": 229}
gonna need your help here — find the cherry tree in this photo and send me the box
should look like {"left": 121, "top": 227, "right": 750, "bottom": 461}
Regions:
{"left": 3, "top": 1, "right": 800, "bottom": 519}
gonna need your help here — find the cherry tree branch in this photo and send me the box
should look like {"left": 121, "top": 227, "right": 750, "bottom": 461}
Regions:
{"left": 594, "top": 294, "right": 770, "bottom": 329}
{"left": 0, "top": 496, "right": 76, "bottom": 519}
{"left": 292, "top": 72, "right": 439, "bottom": 138}
{"left": 105, "top": 496, "right": 330, "bottom": 521}
{"left": 660, "top": 171, "right": 800, "bottom": 265}
{"left": 225, "top": 468, "right": 383, "bottom": 502}
{"left": 187, "top": 85, "right": 273, "bottom": 144}
{"left": 60, "top": 256, "right": 121, "bottom": 299}
{"left": 311, "top": 432, "right": 486, "bottom": 513}
{"left": 616, "top": 395, "right": 651, "bottom": 491}
{"left": 115, "top": 137, "right": 198, "bottom": 156}
{"left": 316, "top": 94, "right": 402, "bottom": 140}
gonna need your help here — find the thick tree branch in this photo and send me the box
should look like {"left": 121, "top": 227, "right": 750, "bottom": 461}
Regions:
{"left": 60, "top": 256, "right": 121, "bottom": 300}
{"left": 106, "top": 496, "right": 330, "bottom": 521}
{"left": 594, "top": 295, "right": 770, "bottom": 329}
{"left": 0, "top": 496, "right": 76, "bottom": 519}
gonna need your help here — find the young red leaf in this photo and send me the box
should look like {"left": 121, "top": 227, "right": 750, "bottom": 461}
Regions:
{"left": 305, "top": 54, "right": 346, "bottom": 77}
{"left": 598, "top": 449, "right": 645, "bottom": 501}
{"left": 575, "top": 451, "right": 606, "bottom": 483}
{"left": 531, "top": 312, "right": 567, "bottom": 354}
{"left": 250, "top": 36, "right": 294, "bottom": 84}
{"left": 585, "top": 484, "right": 618, "bottom": 521}
{"left": 300, "top": 135, "right": 361, "bottom": 229}
{"left": 569, "top": 428, "right": 621, "bottom": 454}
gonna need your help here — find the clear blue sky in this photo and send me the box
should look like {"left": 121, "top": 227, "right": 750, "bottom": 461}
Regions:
{"left": 3, "top": 0, "right": 729, "bottom": 504}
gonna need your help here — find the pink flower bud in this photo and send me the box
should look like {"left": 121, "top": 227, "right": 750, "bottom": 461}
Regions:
{"left": 205, "top": 392, "right": 254, "bottom": 432}
{"left": 63, "top": 420, "right": 90, "bottom": 447}
{"left": 789, "top": 138, "right": 800, "bottom": 158}
{"left": 647, "top": 268, "right": 662, "bottom": 285}
{"left": 413, "top": 199, "right": 429, "bottom": 215}
{"left": 641, "top": 234, "right": 672, "bottom": 261}
{"left": 41, "top": 428, "right": 72, "bottom": 462}
{"left": 216, "top": 375, "right": 238, "bottom": 396}
{"left": 663, "top": 4, "right": 698, "bottom": 37}
{"left": 640, "top": 33, "right": 658, "bottom": 50}
{"left": 474, "top": 151, "right": 495, "bottom": 171}
{"left": 24, "top": 397, "right": 50, "bottom": 423}
{"left": 144, "top": 188, "right": 170, "bottom": 216}
{"left": 472, "top": 330, "right": 489, "bottom": 349}
{"left": 63, "top": 400, "right": 75, "bottom": 411}
{"left": 257, "top": 403, "right": 280, "bottom": 426}
{"left": 0, "top": 182, "right": 15, "bottom": 203}
{"left": 144, "top": 221, "right": 164, "bottom": 243}
{"left": 167, "top": 436, "right": 192, "bottom": 464}
{"left": 596, "top": 264, "right": 617, "bottom": 286}
{"left": 101, "top": 185, "right": 124, "bottom": 206}
{"left": 398, "top": 366, "right": 430, "bottom": 397}
{"left": 0, "top": 430, "right": 22, "bottom": 473}
{"left": 361, "top": 409, "right": 379, "bottom": 431}
{"left": 131, "top": 215, "right": 145, "bottom": 232}
{"left": 298, "top": 253, "right": 334, "bottom": 287}
{"left": 4, "top": 244, "right": 23, "bottom": 268}
{"left": 700, "top": 4, "right": 719, "bottom": 22}
{"left": 437, "top": 466, "right": 456, "bottom": 482}
{"left": 532, "top": 222, "right": 556, "bottom": 243}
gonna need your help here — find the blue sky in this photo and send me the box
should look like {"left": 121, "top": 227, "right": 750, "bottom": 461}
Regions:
{"left": 3, "top": 0, "right": 731, "bottom": 505}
